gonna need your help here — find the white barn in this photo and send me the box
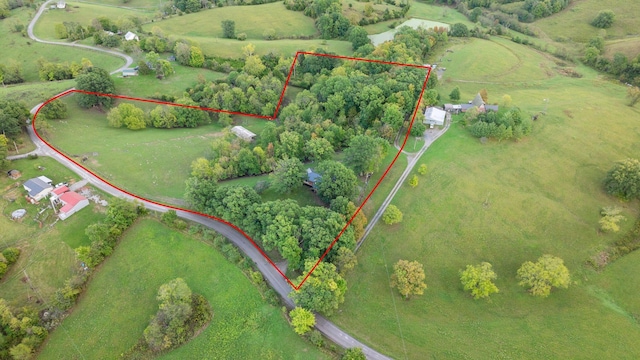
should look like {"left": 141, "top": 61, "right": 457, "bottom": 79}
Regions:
{"left": 423, "top": 107, "right": 447, "bottom": 127}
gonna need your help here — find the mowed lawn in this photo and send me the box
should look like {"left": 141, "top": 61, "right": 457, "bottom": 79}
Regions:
{"left": 363, "top": 1, "right": 473, "bottom": 34}
{"left": 534, "top": 0, "right": 640, "bottom": 43}
{"left": 145, "top": 3, "right": 317, "bottom": 40}
{"left": 34, "top": 2, "right": 153, "bottom": 41}
{"left": 1, "top": 8, "right": 124, "bottom": 83}
{"left": 113, "top": 66, "right": 228, "bottom": 99}
{"left": 0, "top": 157, "right": 104, "bottom": 309}
{"left": 39, "top": 219, "right": 328, "bottom": 360}
{"left": 330, "top": 37, "right": 640, "bottom": 359}
{"left": 44, "top": 98, "right": 224, "bottom": 203}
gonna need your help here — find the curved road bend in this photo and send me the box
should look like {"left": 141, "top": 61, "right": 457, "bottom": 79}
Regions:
{"left": 22, "top": 4, "right": 392, "bottom": 356}
{"left": 27, "top": 0, "right": 133, "bottom": 75}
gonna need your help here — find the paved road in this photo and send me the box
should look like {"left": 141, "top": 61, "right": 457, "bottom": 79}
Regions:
{"left": 19, "top": 6, "right": 394, "bottom": 356}
{"left": 27, "top": 0, "right": 133, "bottom": 75}
{"left": 356, "top": 119, "right": 451, "bottom": 251}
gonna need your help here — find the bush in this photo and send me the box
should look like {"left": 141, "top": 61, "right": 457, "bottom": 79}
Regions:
{"left": 236, "top": 32, "right": 247, "bottom": 41}
{"left": 308, "top": 329, "right": 324, "bottom": 347}
{"left": 591, "top": 10, "right": 615, "bottom": 29}
{"left": 382, "top": 205, "right": 403, "bottom": 225}
{"left": 2, "top": 247, "right": 20, "bottom": 264}
{"left": 604, "top": 158, "right": 640, "bottom": 200}
{"left": 222, "top": 20, "right": 235, "bottom": 38}
{"left": 450, "top": 23, "right": 469, "bottom": 37}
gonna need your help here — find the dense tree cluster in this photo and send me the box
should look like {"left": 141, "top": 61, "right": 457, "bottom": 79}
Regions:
{"left": 142, "top": 278, "right": 212, "bottom": 352}
{"left": 437, "top": 0, "right": 569, "bottom": 24}
{"left": 290, "top": 259, "right": 347, "bottom": 315}
{"left": 185, "top": 179, "right": 358, "bottom": 272}
{"left": 582, "top": 35, "right": 640, "bottom": 87}
{"left": 591, "top": 10, "right": 615, "bottom": 29}
{"left": 0, "top": 60, "right": 24, "bottom": 85}
{"left": 0, "top": 99, "right": 30, "bottom": 140}
{"left": 0, "top": 135, "right": 8, "bottom": 169}
{"left": 37, "top": 57, "right": 93, "bottom": 82}
{"left": 40, "top": 99, "right": 68, "bottom": 120}
{"left": 0, "top": 299, "right": 48, "bottom": 359}
{"left": 467, "top": 107, "right": 532, "bottom": 141}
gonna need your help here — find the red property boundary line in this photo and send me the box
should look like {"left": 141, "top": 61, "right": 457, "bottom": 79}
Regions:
{"left": 32, "top": 52, "right": 432, "bottom": 290}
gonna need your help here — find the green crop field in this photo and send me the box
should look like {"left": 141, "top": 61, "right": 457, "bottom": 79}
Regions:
{"left": 0, "top": 157, "right": 105, "bottom": 308}
{"left": 144, "top": 3, "right": 317, "bottom": 40}
{"left": 330, "top": 37, "right": 640, "bottom": 359}
{"left": 38, "top": 218, "right": 328, "bottom": 360}
{"left": 44, "top": 98, "right": 225, "bottom": 203}
{"left": 533, "top": 0, "right": 640, "bottom": 43}
{"left": 1, "top": 8, "right": 124, "bottom": 83}
{"left": 34, "top": 2, "right": 154, "bottom": 41}
{"left": 113, "top": 65, "right": 227, "bottom": 98}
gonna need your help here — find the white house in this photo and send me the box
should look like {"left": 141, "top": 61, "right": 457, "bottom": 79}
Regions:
{"left": 124, "top": 31, "right": 139, "bottom": 41}
{"left": 424, "top": 107, "right": 447, "bottom": 127}
{"left": 231, "top": 126, "right": 256, "bottom": 141}
{"left": 23, "top": 176, "right": 54, "bottom": 201}
{"left": 56, "top": 1, "right": 66, "bottom": 9}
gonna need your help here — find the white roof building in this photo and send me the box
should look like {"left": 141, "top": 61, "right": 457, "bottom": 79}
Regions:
{"left": 124, "top": 31, "right": 139, "bottom": 41}
{"left": 231, "top": 126, "right": 256, "bottom": 141}
{"left": 56, "top": 1, "right": 66, "bottom": 9}
{"left": 424, "top": 107, "right": 447, "bottom": 126}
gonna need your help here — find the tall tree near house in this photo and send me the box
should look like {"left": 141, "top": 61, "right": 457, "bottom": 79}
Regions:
{"left": 449, "top": 86, "right": 461, "bottom": 101}
{"left": 315, "top": 160, "right": 358, "bottom": 203}
{"left": 344, "top": 135, "right": 387, "bottom": 176}
{"left": 391, "top": 259, "right": 427, "bottom": 299}
{"left": 270, "top": 157, "right": 306, "bottom": 194}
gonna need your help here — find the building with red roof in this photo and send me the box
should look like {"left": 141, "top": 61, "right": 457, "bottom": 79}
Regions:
{"left": 50, "top": 186, "right": 89, "bottom": 220}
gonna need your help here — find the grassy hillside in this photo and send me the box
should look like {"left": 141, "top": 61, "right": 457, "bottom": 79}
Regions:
{"left": 43, "top": 98, "right": 226, "bottom": 203}
{"left": 144, "top": 2, "right": 317, "bottom": 40}
{"left": 363, "top": 1, "right": 472, "bottom": 34}
{"left": 34, "top": 2, "right": 153, "bottom": 41}
{"left": 331, "top": 37, "right": 640, "bottom": 359}
{"left": 533, "top": 0, "right": 640, "bottom": 43}
{"left": 39, "top": 219, "right": 328, "bottom": 360}
{"left": 1, "top": 7, "right": 124, "bottom": 83}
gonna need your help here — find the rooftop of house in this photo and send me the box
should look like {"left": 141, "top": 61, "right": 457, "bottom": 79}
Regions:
{"left": 23, "top": 177, "right": 53, "bottom": 197}
{"left": 306, "top": 168, "right": 322, "bottom": 182}
{"left": 59, "top": 191, "right": 87, "bottom": 213}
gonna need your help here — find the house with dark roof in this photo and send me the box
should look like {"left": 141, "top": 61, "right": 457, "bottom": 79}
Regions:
{"left": 444, "top": 93, "right": 499, "bottom": 114}
{"left": 303, "top": 168, "right": 321, "bottom": 190}
{"left": 23, "top": 176, "right": 54, "bottom": 201}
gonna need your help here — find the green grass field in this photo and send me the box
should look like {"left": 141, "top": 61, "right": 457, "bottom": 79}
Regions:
{"left": 363, "top": 1, "right": 472, "bottom": 35}
{"left": 1, "top": 8, "right": 125, "bottom": 83}
{"left": 144, "top": 3, "right": 317, "bottom": 40}
{"left": 113, "top": 65, "right": 227, "bottom": 98}
{"left": 34, "top": 2, "right": 153, "bottom": 41}
{"left": 0, "top": 157, "right": 104, "bottom": 309}
{"left": 330, "top": 37, "right": 640, "bottom": 359}
{"left": 44, "top": 98, "right": 224, "bottom": 203}
{"left": 533, "top": 0, "right": 640, "bottom": 43}
{"left": 39, "top": 218, "right": 328, "bottom": 360}
{"left": 604, "top": 36, "right": 640, "bottom": 60}
{"left": 80, "top": 0, "right": 162, "bottom": 10}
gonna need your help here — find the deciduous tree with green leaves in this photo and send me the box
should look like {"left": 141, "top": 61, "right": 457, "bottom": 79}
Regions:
{"left": 418, "top": 164, "right": 428, "bottom": 175}
{"left": 342, "top": 347, "right": 366, "bottom": 360}
{"left": 290, "top": 260, "right": 347, "bottom": 315}
{"left": 391, "top": 259, "right": 426, "bottom": 299}
{"left": 449, "top": 86, "right": 460, "bottom": 101}
{"left": 289, "top": 307, "right": 316, "bottom": 335}
{"left": 76, "top": 67, "right": 116, "bottom": 109}
{"left": 271, "top": 157, "right": 305, "bottom": 194}
{"left": 460, "top": 262, "right": 499, "bottom": 300}
{"left": 316, "top": 160, "right": 358, "bottom": 203}
{"left": 107, "top": 103, "right": 146, "bottom": 130}
{"left": 344, "top": 135, "right": 387, "bottom": 176}
{"left": 408, "top": 174, "right": 418, "bottom": 188}
{"left": 517, "top": 255, "right": 570, "bottom": 297}
{"left": 382, "top": 205, "right": 403, "bottom": 225}
{"left": 604, "top": 158, "right": 640, "bottom": 200}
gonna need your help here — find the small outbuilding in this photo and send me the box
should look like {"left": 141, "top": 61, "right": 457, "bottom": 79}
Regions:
{"left": 124, "top": 31, "right": 139, "bottom": 41}
{"left": 424, "top": 107, "right": 447, "bottom": 127}
{"left": 231, "top": 126, "right": 256, "bottom": 142}
{"left": 56, "top": 0, "right": 66, "bottom": 9}
{"left": 23, "top": 176, "right": 54, "bottom": 201}
{"left": 7, "top": 169, "right": 22, "bottom": 180}
{"left": 122, "top": 69, "right": 138, "bottom": 77}
{"left": 11, "top": 209, "right": 27, "bottom": 220}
